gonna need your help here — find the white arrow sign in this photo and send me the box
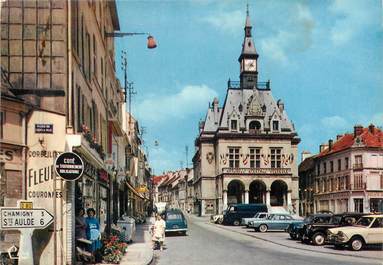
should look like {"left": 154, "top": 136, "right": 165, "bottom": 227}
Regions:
{"left": 0, "top": 208, "right": 54, "bottom": 229}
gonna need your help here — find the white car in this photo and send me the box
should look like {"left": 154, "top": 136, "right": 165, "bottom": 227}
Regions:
{"left": 241, "top": 212, "right": 270, "bottom": 227}
{"left": 327, "top": 214, "right": 383, "bottom": 251}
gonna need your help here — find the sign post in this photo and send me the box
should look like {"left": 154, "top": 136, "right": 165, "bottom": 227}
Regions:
{"left": 54, "top": 152, "right": 84, "bottom": 181}
{"left": 0, "top": 201, "right": 54, "bottom": 265}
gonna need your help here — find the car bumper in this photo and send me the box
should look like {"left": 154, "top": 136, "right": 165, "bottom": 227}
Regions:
{"left": 165, "top": 228, "right": 187, "bottom": 232}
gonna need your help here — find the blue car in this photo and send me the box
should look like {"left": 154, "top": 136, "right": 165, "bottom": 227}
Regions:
{"left": 163, "top": 209, "right": 188, "bottom": 235}
{"left": 250, "top": 214, "right": 302, "bottom": 232}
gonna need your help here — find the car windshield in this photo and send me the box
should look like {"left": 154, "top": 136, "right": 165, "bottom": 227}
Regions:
{"left": 330, "top": 215, "right": 342, "bottom": 224}
{"left": 355, "top": 217, "right": 374, "bottom": 227}
{"left": 304, "top": 216, "right": 314, "bottom": 222}
{"left": 167, "top": 213, "right": 183, "bottom": 220}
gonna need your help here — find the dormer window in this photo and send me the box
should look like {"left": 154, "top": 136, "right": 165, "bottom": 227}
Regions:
{"left": 272, "top": 120, "right": 279, "bottom": 131}
{"left": 231, "top": 120, "right": 238, "bottom": 131}
{"left": 249, "top": 120, "right": 261, "bottom": 134}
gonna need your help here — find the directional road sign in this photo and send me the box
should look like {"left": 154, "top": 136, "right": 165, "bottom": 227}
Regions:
{"left": 0, "top": 208, "right": 54, "bottom": 230}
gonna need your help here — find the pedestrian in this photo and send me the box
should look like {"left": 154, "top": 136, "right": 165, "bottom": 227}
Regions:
{"left": 75, "top": 208, "right": 87, "bottom": 240}
{"left": 152, "top": 214, "right": 166, "bottom": 251}
{"left": 85, "top": 208, "right": 102, "bottom": 253}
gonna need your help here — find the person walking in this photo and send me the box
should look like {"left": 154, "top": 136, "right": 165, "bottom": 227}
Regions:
{"left": 152, "top": 214, "right": 166, "bottom": 251}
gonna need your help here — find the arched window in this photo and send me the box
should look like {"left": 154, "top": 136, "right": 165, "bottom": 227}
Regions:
{"left": 249, "top": 120, "right": 261, "bottom": 134}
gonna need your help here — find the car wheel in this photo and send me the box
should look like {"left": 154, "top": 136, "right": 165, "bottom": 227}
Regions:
{"left": 233, "top": 220, "right": 240, "bottom": 226}
{"left": 312, "top": 232, "right": 326, "bottom": 246}
{"left": 349, "top": 237, "right": 364, "bottom": 251}
{"left": 259, "top": 224, "right": 268, "bottom": 233}
{"left": 290, "top": 233, "right": 298, "bottom": 240}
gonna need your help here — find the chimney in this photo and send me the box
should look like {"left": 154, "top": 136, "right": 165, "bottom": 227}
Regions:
{"left": 301, "top": 151, "right": 312, "bottom": 162}
{"left": 354, "top": 124, "right": 363, "bottom": 137}
{"left": 336, "top": 134, "right": 343, "bottom": 140}
{"left": 319, "top": 143, "right": 328, "bottom": 153}
{"left": 368, "top": 124, "right": 375, "bottom": 134}
{"left": 328, "top": 139, "right": 333, "bottom": 150}
{"left": 277, "top": 99, "right": 284, "bottom": 113}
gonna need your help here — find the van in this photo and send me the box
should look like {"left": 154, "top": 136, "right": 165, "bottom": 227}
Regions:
{"left": 223, "top": 203, "right": 268, "bottom": 226}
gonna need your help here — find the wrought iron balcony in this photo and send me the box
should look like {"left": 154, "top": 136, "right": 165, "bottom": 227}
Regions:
{"left": 227, "top": 80, "right": 271, "bottom": 90}
{"left": 353, "top": 163, "right": 363, "bottom": 170}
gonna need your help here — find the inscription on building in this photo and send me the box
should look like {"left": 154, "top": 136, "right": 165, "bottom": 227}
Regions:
{"left": 222, "top": 168, "right": 291, "bottom": 174}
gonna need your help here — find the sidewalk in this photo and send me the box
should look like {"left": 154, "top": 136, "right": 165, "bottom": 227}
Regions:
{"left": 119, "top": 217, "right": 154, "bottom": 265}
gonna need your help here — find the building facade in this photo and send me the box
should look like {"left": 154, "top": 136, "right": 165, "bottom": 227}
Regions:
{"left": 313, "top": 125, "right": 383, "bottom": 213}
{"left": 0, "top": 1, "right": 151, "bottom": 264}
{"left": 193, "top": 9, "right": 300, "bottom": 216}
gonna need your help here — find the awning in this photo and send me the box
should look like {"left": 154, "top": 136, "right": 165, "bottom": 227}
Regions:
{"left": 126, "top": 180, "right": 145, "bottom": 200}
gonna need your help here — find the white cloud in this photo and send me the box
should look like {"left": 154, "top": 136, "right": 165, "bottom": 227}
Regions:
{"left": 329, "top": 0, "right": 375, "bottom": 46}
{"left": 135, "top": 84, "right": 217, "bottom": 124}
{"left": 201, "top": 10, "right": 243, "bottom": 34}
{"left": 320, "top": 115, "right": 349, "bottom": 130}
{"left": 260, "top": 3, "right": 315, "bottom": 65}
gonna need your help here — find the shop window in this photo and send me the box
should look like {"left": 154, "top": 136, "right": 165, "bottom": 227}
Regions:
{"left": 228, "top": 147, "right": 240, "bottom": 168}
{"left": 270, "top": 148, "right": 281, "bottom": 168}
{"left": 370, "top": 198, "right": 383, "bottom": 212}
{"left": 249, "top": 148, "right": 261, "bottom": 168}
{"left": 354, "top": 198, "right": 363, "bottom": 213}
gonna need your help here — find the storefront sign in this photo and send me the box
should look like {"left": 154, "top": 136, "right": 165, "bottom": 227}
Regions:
{"left": 0, "top": 149, "right": 14, "bottom": 162}
{"left": 83, "top": 159, "right": 98, "bottom": 178}
{"left": 99, "top": 169, "right": 109, "bottom": 183}
{"left": 35, "top": 124, "right": 53, "bottom": 134}
{"left": 222, "top": 167, "right": 291, "bottom": 175}
{"left": 55, "top": 152, "right": 84, "bottom": 181}
{"left": 0, "top": 208, "right": 54, "bottom": 229}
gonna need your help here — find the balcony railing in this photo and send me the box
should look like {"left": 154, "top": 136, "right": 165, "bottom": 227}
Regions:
{"left": 227, "top": 80, "right": 271, "bottom": 90}
{"left": 353, "top": 163, "right": 363, "bottom": 170}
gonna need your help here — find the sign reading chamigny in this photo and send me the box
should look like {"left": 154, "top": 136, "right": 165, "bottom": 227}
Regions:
{"left": 54, "top": 152, "right": 84, "bottom": 181}
{"left": 0, "top": 208, "right": 54, "bottom": 229}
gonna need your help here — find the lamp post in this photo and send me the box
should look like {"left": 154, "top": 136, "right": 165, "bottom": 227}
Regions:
{"left": 105, "top": 31, "right": 157, "bottom": 49}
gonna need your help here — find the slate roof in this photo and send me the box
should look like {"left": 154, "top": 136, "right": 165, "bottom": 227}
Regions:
{"left": 202, "top": 88, "right": 295, "bottom": 135}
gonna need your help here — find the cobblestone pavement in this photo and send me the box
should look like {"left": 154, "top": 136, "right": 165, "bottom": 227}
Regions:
{"left": 151, "top": 215, "right": 382, "bottom": 265}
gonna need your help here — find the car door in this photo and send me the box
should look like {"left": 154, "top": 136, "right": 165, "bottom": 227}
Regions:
{"left": 367, "top": 217, "right": 383, "bottom": 244}
{"left": 268, "top": 214, "right": 282, "bottom": 230}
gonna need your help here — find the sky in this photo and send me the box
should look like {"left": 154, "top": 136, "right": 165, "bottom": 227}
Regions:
{"left": 115, "top": 0, "right": 383, "bottom": 175}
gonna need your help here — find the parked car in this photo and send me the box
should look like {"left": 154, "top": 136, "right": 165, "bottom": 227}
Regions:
{"left": 286, "top": 213, "right": 333, "bottom": 240}
{"left": 210, "top": 210, "right": 227, "bottom": 224}
{"left": 302, "top": 212, "right": 364, "bottom": 246}
{"left": 250, "top": 214, "right": 302, "bottom": 232}
{"left": 223, "top": 204, "right": 268, "bottom": 226}
{"left": 242, "top": 212, "right": 271, "bottom": 227}
{"left": 163, "top": 209, "right": 188, "bottom": 235}
{"left": 327, "top": 214, "right": 383, "bottom": 251}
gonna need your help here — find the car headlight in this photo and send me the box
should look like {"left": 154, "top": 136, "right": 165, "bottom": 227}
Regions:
{"left": 337, "top": 231, "right": 348, "bottom": 241}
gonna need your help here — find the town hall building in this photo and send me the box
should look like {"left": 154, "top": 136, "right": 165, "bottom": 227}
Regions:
{"left": 193, "top": 8, "right": 300, "bottom": 216}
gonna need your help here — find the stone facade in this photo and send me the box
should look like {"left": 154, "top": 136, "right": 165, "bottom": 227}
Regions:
{"left": 193, "top": 10, "right": 300, "bottom": 216}
{"left": 312, "top": 125, "right": 383, "bottom": 214}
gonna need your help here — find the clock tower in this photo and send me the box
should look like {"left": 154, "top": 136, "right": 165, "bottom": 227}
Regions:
{"left": 238, "top": 6, "right": 259, "bottom": 89}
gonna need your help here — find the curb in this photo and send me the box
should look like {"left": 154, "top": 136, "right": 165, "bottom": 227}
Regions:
{"left": 206, "top": 222, "right": 382, "bottom": 262}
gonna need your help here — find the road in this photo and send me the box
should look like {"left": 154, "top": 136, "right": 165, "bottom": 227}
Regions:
{"left": 152, "top": 215, "right": 382, "bottom": 265}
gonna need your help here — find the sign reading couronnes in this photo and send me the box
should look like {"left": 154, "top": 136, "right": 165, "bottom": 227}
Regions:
{"left": 54, "top": 152, "right": 84, "bottom": 181}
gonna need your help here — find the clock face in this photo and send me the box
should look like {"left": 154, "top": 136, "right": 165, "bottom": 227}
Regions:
{"left": 244, "top": 59, "right": 256, "bottom": 71}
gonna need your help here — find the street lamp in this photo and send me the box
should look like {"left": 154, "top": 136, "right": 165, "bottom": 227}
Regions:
{"left": 105, "top": 31, "right": 157, "bottom": 49}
